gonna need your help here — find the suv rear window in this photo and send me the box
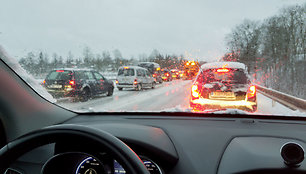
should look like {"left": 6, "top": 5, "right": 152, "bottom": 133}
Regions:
{"left": 200, "top": 69, "right": 248, "bottom": 84}
{"left": 118, "top": 69, "right": 135, "bottom": 76}
{"left": 46, "top": 70, "right": 72, "bottom": 80}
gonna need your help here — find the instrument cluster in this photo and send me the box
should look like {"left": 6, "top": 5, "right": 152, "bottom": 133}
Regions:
{"left": 42, "top": 152, "right": 163, "bottom": 174}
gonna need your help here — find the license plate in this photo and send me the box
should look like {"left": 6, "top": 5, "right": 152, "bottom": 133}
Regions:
{"left": 211, "top": 92, "right": 234, "bottom": 97}
{"left": 49, "top": 84, "right": 62, "bottom": 88}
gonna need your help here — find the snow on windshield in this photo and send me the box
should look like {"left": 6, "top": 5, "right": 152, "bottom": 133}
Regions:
{"left": 0, "top": 45, "right": 56, "bottom": 103}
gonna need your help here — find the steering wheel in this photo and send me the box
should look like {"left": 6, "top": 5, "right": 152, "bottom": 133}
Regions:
{"left": 0, "top": 124, "right": 150, "bottom": 174}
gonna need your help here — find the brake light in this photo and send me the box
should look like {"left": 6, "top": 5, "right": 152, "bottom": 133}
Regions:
{"left": 69, "top": 80, "right": 75, "bottom": 85}
{"left": 217, "top": 68, "right": 229, "bottom": 73}
{"left": 247, "top": 85, "right": 256, "bottom": 99}
{"left": 191, "top": 84, "right": 200, "bottom": 98}
{"left": 134, "top": 79, "right": 138, "bottom": 85}
{"left": 56, "top": 70, "right": 64, "bottom": 72}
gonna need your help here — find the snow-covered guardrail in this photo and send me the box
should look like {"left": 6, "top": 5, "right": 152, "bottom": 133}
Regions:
{"left": 256, "top": 85, "right": 306, "bottom": 112}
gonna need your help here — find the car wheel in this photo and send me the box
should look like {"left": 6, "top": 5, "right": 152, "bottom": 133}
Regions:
{"left": 136, "top": 84, "right": 142, "bottom": 91}
{"left": 152, "top": 82, "right": 156, "bottom": 89}
{"left": 107, "top": 88, "right": 114, "bottom": 96}
{"left": 118, "top": 87, "right": 123, "bottom": 91}
{"left": 251, "top": 105, "right": 257, "bottom": 112}
{"left": 80, "top": 88, "right": 90, "bottom": 102}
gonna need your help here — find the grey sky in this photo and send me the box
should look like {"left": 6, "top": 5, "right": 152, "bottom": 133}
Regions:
{"left": 0, "top": 0, "right": 304, "bottom": 62}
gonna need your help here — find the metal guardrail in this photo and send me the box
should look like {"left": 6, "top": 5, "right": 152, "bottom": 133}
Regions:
{"left": 256, "top": 85, "right": 306, "bottom": 112}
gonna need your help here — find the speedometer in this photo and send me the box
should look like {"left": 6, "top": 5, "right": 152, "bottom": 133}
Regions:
{"left": 76, "top": 156, "right": 105, "bottom": 174}
{"left": 114, "top": 156, "right": 163, "bottom": 174}
{"left": 143, "top": 159, "right": 163, "bottom": 174}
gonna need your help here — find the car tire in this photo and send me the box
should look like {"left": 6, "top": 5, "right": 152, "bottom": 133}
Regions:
{"left": 118, "top": 87, "right": 123, "bottom": 91}
{"left": 251, "top": 105, "right": 257, "bottom": 112}
{"left": 80, "top": 88, "right": 90, "bottom": 102}
{"left": 107, "top": 88, "right": 114, "bottom": 96}
{"left": 136, "top": 84, "right": 142, "bottom": 91}
{"left": 152, "top": 82, "right": 156, "bottom": 89}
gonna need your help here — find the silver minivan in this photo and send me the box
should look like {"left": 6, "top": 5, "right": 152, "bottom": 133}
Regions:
{"left": 115, "top": 66, "right": 156, "bottom": 91}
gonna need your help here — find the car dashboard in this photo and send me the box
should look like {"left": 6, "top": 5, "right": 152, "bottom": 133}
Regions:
{"left": 7, "top": 114, "right": 306, "bottom": 174}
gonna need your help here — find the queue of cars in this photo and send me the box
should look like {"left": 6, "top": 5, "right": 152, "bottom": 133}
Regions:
{"left": 42, "top": 61, "right": 257, "bottom": 113}
{"left": 42, "top": 62, "right": 185, "bottom": 101}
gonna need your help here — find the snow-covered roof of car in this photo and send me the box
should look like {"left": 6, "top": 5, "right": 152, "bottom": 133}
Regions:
{"left": 138, "top": 62, "right": 160, "bottom": 67}
{"left": 201, "top": 62, "right": 246, "bottom": 71}
{"left": 119, "top": 66, "right": 148, "bottom": 70}
{"left": 53, "top": 68, "right": 94, "bottom": 71}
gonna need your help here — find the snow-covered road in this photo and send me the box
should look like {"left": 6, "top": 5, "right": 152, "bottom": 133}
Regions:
{"left": 58, "top": 80, "right": 304, "bottom": 116}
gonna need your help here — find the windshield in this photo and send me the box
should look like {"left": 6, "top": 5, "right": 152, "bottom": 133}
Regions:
{"left": 1, "top": 0, "right": 305, "bottom": 116}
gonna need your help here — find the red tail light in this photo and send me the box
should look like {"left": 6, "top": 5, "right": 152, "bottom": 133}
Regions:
{"left": 217, "top": 68, "right": 229, "bottom": 73}
{"left": 191, "top": 84, "right": 200, "bottom": 98}
{"left": 153, "top": 74, "right": 157, "bottom": 77}
{"left": 56, "top": 70, "right": 65, "bottom": 72}
{"left": 247, "top": 85, "right": 256, "bottom": 99}
{"left": 166, "top": 73, "right": 169, "bottom": 77}
{"left": 133, "top": 79, "right": 138, "bottom": 85}
{"left": 69, "top": 80, "right": 75, "bottom": 85}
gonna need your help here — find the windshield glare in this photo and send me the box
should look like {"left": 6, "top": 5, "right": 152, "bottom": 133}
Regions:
{"left": 0, "top": 0, "right": 305, "bottom": 116}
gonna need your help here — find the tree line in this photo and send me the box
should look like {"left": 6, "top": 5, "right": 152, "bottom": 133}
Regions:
{"left": 223, "top": 3, "right": 305, "bottom": 99}
{"left": 18, "top": 47, "right": 187, "bottom": 77}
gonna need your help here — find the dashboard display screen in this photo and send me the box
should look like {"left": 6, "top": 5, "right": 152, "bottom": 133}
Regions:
{"left": 114, "top": 160, "right": 126, "bottom": 174}
{"left": 113, "top": 158, "right": 163, "bottom": 174}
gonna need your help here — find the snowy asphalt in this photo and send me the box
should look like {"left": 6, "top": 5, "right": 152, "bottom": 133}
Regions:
{"left": 58, "top": 79, "right": 303, "bottom": 116}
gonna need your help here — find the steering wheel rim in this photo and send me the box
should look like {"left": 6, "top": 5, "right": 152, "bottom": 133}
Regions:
{"left": 0, "top": 124, "right": 149, "bottom": 174}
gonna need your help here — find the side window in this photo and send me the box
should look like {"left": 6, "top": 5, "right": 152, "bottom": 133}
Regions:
{"left": 137, "top": 70, "right": 142, "bottom": 77}
{"left": 146, "top": 70, "right": 151, "bottom": 77}
{"left": 75, "top": 71, "right": 86, "bottom": 80}
{"left": 141, "top": 70, "right": 146, "bottom": 77}
{"left": 94, "top": 72, "right": 104, "bottom": 80}
{"left": 85, "top": 71, "right": 95, "bottom": 80}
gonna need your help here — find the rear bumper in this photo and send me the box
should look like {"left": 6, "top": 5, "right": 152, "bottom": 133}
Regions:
{"left": 117, "top": 84, "right": 137, "bottom": 88}
{"left": 46, "top": 89, "right": 78, "bottom": 98}
{"left": 190, "top": 98, "right": 257, "bottom": 112}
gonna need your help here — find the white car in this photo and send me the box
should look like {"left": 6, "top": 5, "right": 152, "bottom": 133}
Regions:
{"left": 115, "top": 66, "right": 156, "bottom": 91}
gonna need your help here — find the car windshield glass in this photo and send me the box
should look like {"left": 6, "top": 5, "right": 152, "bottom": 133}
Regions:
{"left": 0, "top": 0, "right": 305, "bottom": 117}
